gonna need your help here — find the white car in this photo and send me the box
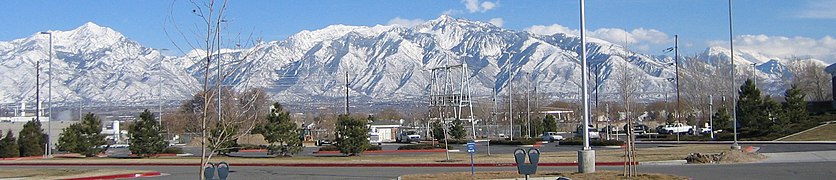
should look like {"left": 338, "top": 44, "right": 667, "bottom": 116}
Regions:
{"left": 396, "top": 131, "right": 421, "bottom": 143}
{"left": 575, "top": 125, "right": 600, "bottom": 139}
{"left": 542, "top": 132, "right": 564, "bottom": 142}
{"left": 660, "top": 123, "right": 695, "bottom": 134}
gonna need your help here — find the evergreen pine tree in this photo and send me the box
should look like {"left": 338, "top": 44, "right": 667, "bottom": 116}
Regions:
{"left": 712, "top": 107, "right": 731, "bottom": 132}
{"left": 431, "top": 120, "right": 445, "bottom": 141}
{"left": 1, "top": 130, "right": 20, "bottom": 158}
{"left": 208, "top": 121, "right": 239, "bottom": 155}
{"left": 335, "top": 115, "right": 369, "bottom": 156}
{"left": 530, "top": 118, "right": 545, "bottom": 136}
{"left": 782, "top": 85, "right": 809, "bottom": 131}
{"left": 18, "top": 119, "right": 45, "bottom": 157}
{"left": 543, "top": 115, "right": 557, "bottom": 133}
{"left": 261, "top": 103, "right": 302, "bottom": 156}
{"left": 57, "top": 113, "right": 107, "bottom": 157}
{"left": 763, "top": 96, "right": 782, "bottom": 133}
{"left": 736, "top": 79, "right": 767, "bottom": 135}
{"left": 448, "top": 118, "right": 466, "bottom": 140}
{"left": 665, "top": 113, "right": 676, "bottom": 125}
{"left": 128, "top": 110, "right": 167, "bottom": 156}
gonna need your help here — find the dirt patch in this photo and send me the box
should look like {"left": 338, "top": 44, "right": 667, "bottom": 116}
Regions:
{"left": 400, "top": 170, "right": 687, "bottom": 180}
{"left": 686, "top": 149, "right": 766, "bottom": 164}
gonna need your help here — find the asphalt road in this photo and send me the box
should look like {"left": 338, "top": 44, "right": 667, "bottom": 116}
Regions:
{"left": 14, "top": 161, "right": 835, "bottom": 180}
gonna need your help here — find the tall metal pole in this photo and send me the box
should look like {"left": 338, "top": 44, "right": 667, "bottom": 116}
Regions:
{"left": 751, "top": 63, "right": 757, "bottom": 85}
{"left": 39, "top": 31, "right": 53, "bottom": 157}
{"left": 155, "top": 48, "right": 168, "bottom": 127}
{"left": 47, "top": 33, "right": 53, "bottom": 157}
{"left": 674, "top": 35, "right": 681, "bottom": 124}
{"left": 709, "top": 95, "right": 715, "bottom": 140}
{"left": 526, "top": 73, "right": 531, "bottom": 138}
{"left": 728, "top": 0, "right": 741, "bottom": 150}
{"left": 506, "top": 52, "right": 515, "bottom": 141}
{"left": 578, "top": 0, "right": 596, "bottom": 173}
{"left": 216, "top": 21, "right": 224, "bottom": 124}
{"left": 345, "top": 72, "right": 350, "bottom": 115}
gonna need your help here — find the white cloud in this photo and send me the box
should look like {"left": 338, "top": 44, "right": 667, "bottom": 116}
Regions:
{"left": 462, "top": 0, "right": 498, "bottom": 13}
{"left": 387, "top": 17, "right": 426, "bottom": 27}
{"left": 488, "top": 18, "right": 504, "bottom": 27}
{"left": 524, "top": 24, "right": 579, "bottom": 36}
{"left": 709, "top": 34, "right": 836, "bottom": 62}
{"left": 797, "top": 0, "right": 836, "bottom": 19}
{"left": 525, "top": 24, "right": 672, "bottom": 47}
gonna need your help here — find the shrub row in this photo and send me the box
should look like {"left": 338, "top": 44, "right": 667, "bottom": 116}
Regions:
{"left": 317, "top": 145, "right": 381, "bottom": 152}
{"left": 428, "top": 138, "right": 537, "bottom": 145}
{"left": 162, "top": 147, "right": 184, "bottom": 154}
{"left": 397, "top": 143, "right": 450, "bottom": 150}
{"left": 558, "top": 137, "right": 624, "bottom": 146}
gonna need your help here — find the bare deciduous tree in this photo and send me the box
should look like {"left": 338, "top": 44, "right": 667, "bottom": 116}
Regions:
{"left": 785, "top": 57, "right": 832, "bottom": 101}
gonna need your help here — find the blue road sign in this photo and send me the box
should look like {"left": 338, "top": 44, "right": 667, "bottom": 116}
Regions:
{"left": 467, "top": 142, "right": 476, "bottom": 153}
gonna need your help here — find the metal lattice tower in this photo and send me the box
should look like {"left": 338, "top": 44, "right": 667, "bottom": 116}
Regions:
{"left": 428, "top": 53, "right": 477, "bottom": 139}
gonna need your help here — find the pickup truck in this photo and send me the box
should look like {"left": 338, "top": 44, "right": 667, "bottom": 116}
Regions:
{"left": 659, "top": 123, "right": 695, "bottom": 134}
{"left": 396, "top": 131, "right": 421, "bottom": 143}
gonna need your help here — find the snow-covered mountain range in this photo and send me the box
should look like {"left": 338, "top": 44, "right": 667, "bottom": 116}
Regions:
{"left": 0, "top": 15, "right": 825, "bottom": 109}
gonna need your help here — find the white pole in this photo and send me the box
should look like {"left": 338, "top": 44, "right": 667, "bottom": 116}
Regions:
{"left": 728, "top": 0, "right": 741, "bottom": 150}
{"left": 578, "top": 0, "right": 596, "bottom": 173}
{"left": 507, "top": 52, "right": 515, "bottom": 141}
{"left": 579, "top": 0, "right": 591, "bottom": 151}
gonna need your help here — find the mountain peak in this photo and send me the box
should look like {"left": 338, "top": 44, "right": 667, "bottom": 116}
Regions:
{"left": 70, "top": 22, "right": 119, "bottom": 36}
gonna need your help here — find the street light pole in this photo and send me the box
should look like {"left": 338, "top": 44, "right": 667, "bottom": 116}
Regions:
{"left": 751, "top": 63, "right": 757, "bottom": 85}
{"left": 526, "top": 73, "right": 531, "bottom": 138}
{"left": 728, "top": 0, "right": 741, "bottom": 150}
{"left": 39, "top": 31, "right": 53, "bottom": 157}
{"left": 578, "top": 0, "right": 596, "bottom": 173}
{"left": 505, "top": 51, "right": 516, "bottom": 141}
{"left": 154, "top": 48, "right": 169, "bottom": 127}
{"left": 709, "top": 95, "right": 714, "bottom": 140}
{"left": 674, "top": 35, "right": 681, "bottom": 125}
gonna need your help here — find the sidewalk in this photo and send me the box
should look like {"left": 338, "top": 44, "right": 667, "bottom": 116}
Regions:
{"left": 760, "top": 150, "right": 836, "bottom": 163}
{"left": 0, "top": 161, "right": 638, "bottom": 167}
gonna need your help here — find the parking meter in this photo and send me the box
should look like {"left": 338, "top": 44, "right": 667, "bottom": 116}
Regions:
{"left": 217, "top": 161, "right": 230, "bottom": 180}
{"left": 203, "top": 162, "right": 215, "bottom": 179}
{"left": 514, "top": 148, "right": 540, "bottom": 175}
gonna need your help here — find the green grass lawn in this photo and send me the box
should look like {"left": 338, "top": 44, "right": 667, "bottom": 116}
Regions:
{"left": 780, "top": 124, "right": 836, "bottom": 141}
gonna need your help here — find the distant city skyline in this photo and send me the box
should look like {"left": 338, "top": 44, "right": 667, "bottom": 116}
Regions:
{"left": 2, "top": 0, "right": 834, "bottom": 63}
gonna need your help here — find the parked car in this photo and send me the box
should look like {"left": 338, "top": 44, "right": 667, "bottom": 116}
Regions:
{"left": 396, "top": 131, "right": 422, "bottom": 143}
{"left": 542, "top": 132, "right": 565, "bottom": 142}
{"left": 600, "top": 125, "right": 619, "bottom": 133}
{"left": 659, "top": 123, "right": 695, "bottom": 134}
{"left": 623, "top": 124, "right": 649, "bottom": 134}
{"left": 575, "top": 125, "right": 600, "bottom": 139}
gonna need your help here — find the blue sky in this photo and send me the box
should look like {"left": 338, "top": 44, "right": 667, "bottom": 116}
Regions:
{"left": 2, "top": 0, "right": 835, "bottom": 62}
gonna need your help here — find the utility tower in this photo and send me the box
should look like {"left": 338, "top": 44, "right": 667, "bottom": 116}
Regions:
{"left": 428, "top": 54, "right": 477, "bottom": 139}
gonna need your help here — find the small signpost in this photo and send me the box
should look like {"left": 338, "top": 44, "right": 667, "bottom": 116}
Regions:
{"left": 467, "top": 141, "right": 477, "bottom": 176}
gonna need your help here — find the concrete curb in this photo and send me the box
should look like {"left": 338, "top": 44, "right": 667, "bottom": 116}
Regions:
{"left": 640, "top": 160, "right": 687, "bottom": 165}
{"left": 0, "top": 162, "right": 638, "bottom": 167}
{"left": 313, "top": 149, "right": 448, "bottom": 154}
{"left": 636, "top": 141, "right": 836, "bottom": 144}
{"left": 62, "top": 171, "right": 162, "bottom": 180}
